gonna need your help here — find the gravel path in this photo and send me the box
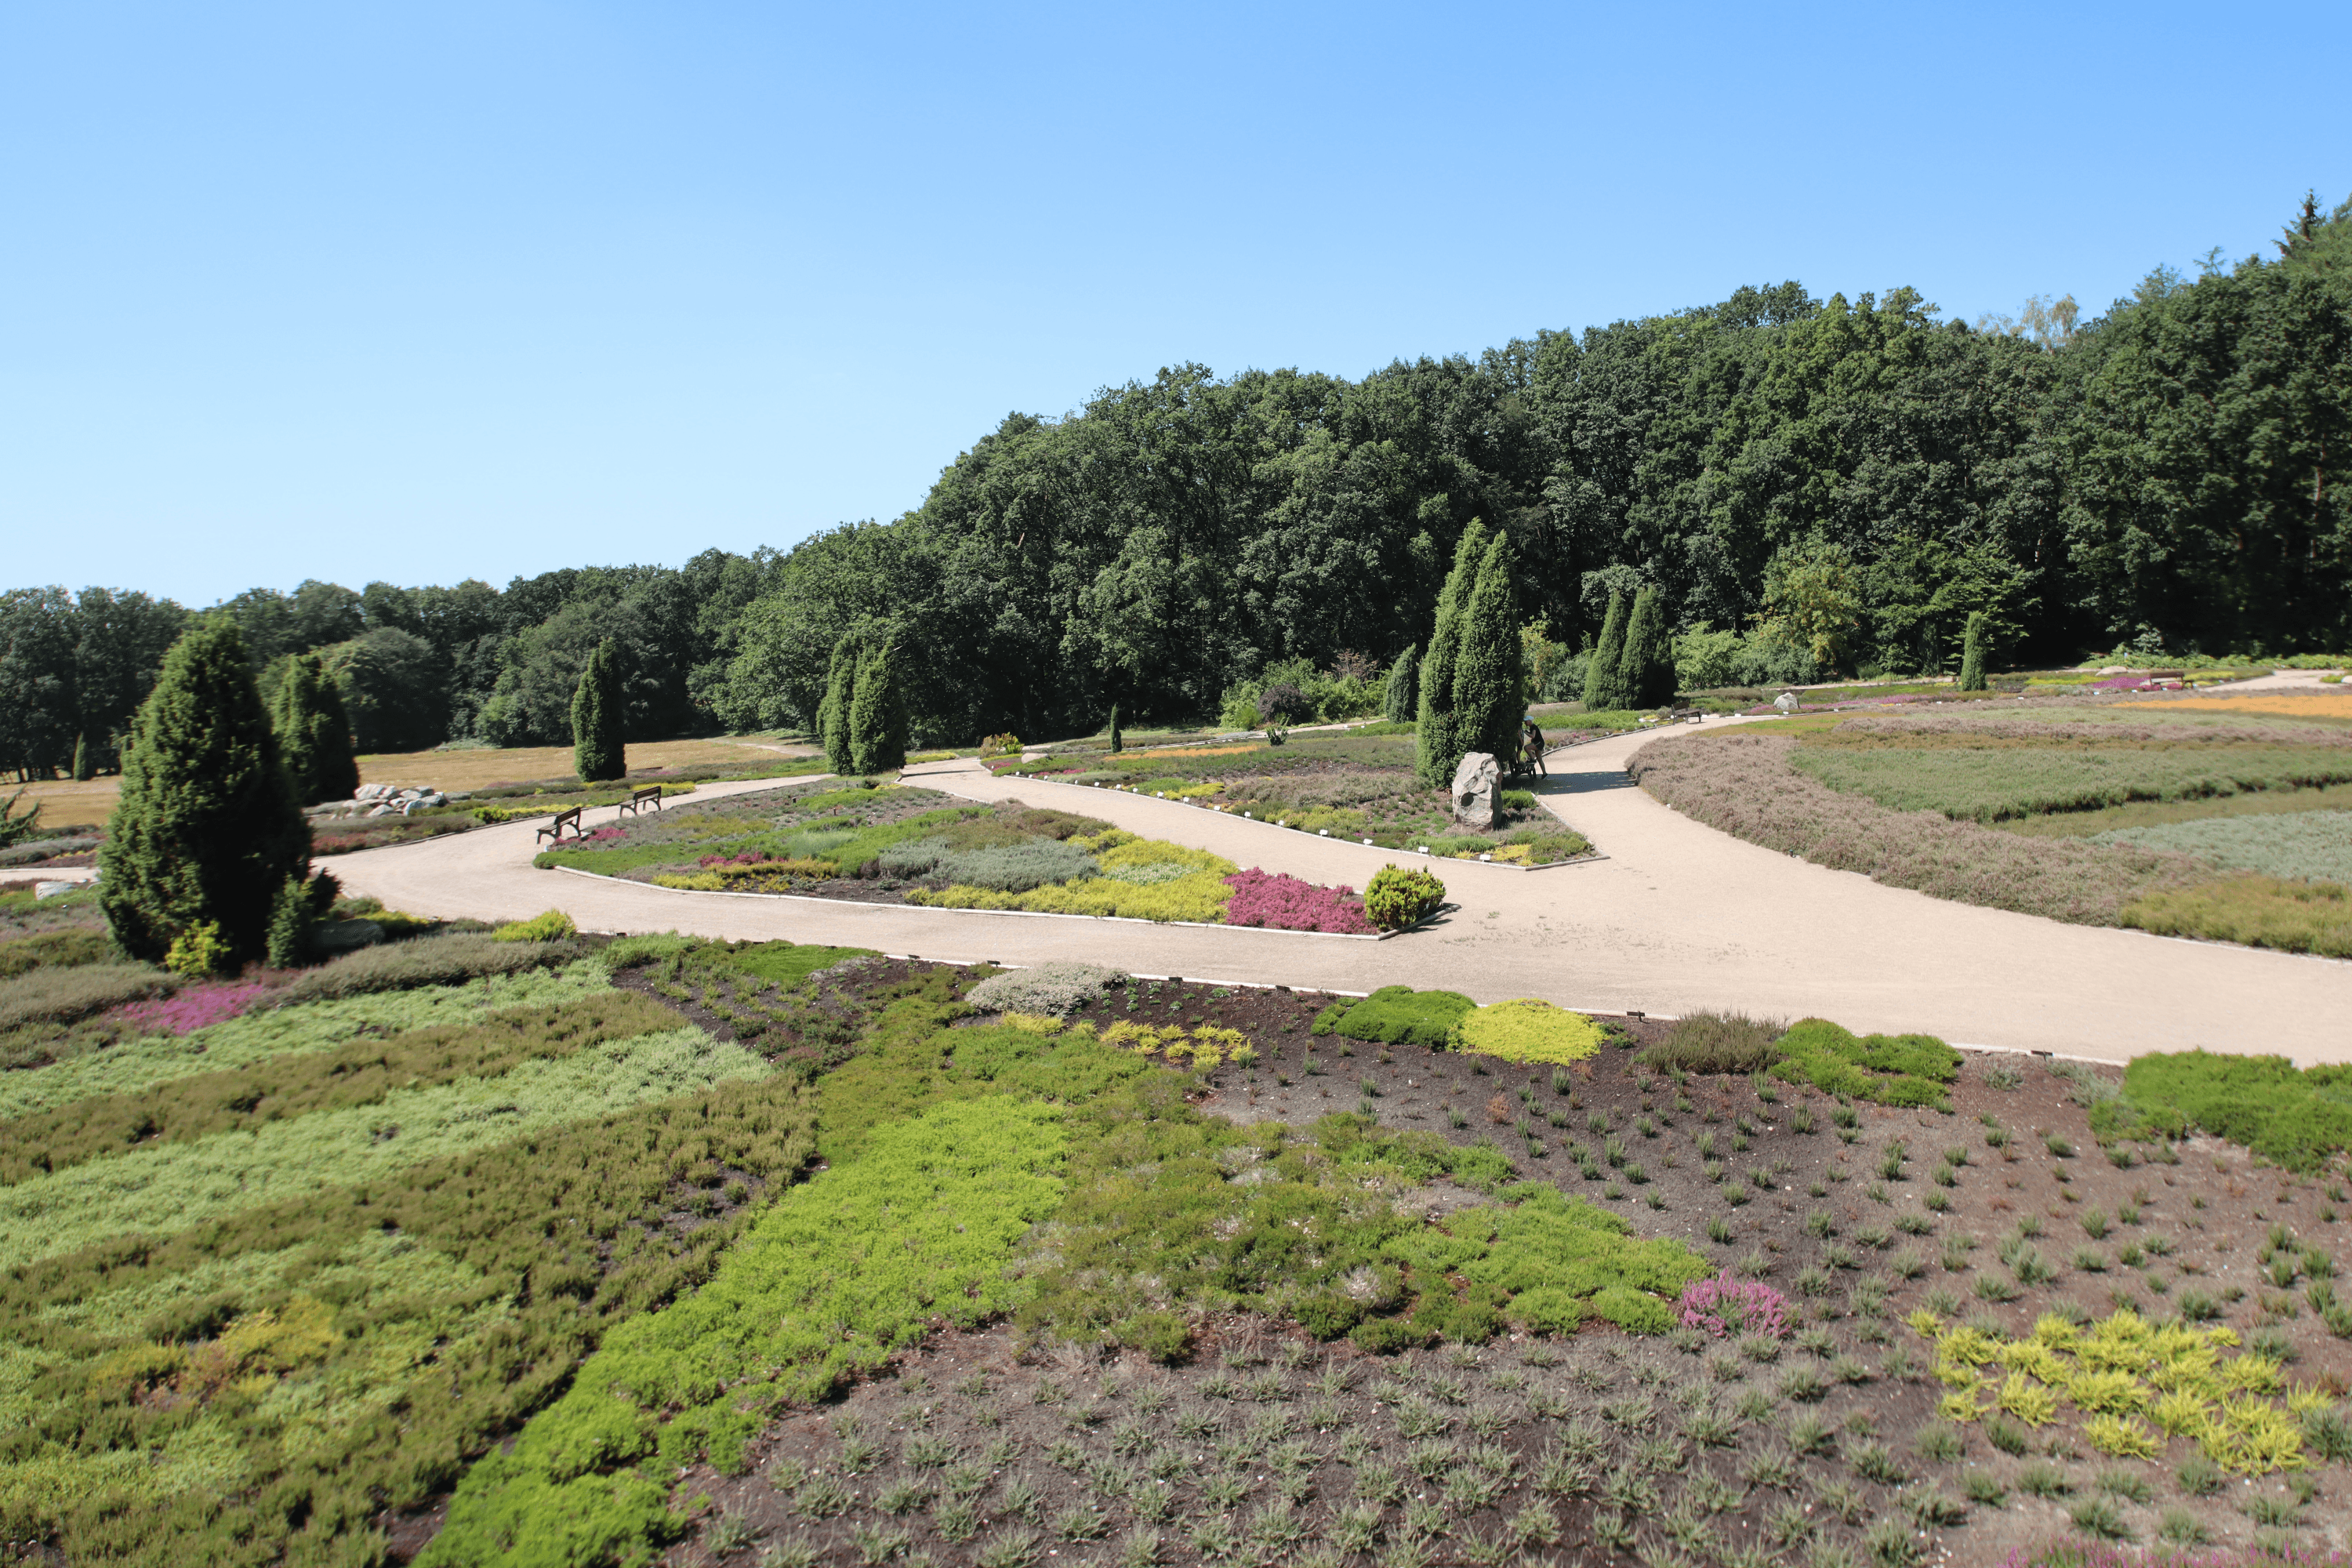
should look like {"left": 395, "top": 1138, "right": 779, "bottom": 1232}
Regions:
{"left": 330, "top": 723, "right": 2352, "bottom": 1065}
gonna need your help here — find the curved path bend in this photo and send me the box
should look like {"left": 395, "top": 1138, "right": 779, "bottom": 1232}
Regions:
{"left": 332, "top": 728, "right": 2352, "bottom": 1066}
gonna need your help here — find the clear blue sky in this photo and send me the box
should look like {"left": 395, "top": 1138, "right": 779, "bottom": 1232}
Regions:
{"left": 5, "top": 2, "right": 2345, "bottom": 607}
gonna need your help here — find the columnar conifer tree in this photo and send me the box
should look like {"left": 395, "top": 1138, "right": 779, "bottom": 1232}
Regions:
{"left": 273, "top": 652, "right": 358, "bottom": 804}
{"left": 848, "top": 637, "right": 906, "bottom": 775}
{"left": 100, "top": 618, "right": 318, "bottom": 964}
{"left": 570, "top": 640, "right": 624, "bottom": 782}
{"left": 1958, "top": 612, "right": 1989, "bottom": 691}
{"left": 1383, "top": 644, "right": 1418, "bottom": 723}
{"left": 819, "top": 631, "right": 861, "bottom": 774}
{"left": 1452, "top": 535, "right": 1524, "bottom": 764}
{"left": 1618, "top": 588, "right": 1676, "bottom": 709}
{"left": 1108, "top": 703, "right": 1122, "bottom": 753}
{"left": 1582, "top": 593, "right": 1629, "bottom": 712}
{"left": 1415, "top": 519, "right": 1490, "bottom": 786}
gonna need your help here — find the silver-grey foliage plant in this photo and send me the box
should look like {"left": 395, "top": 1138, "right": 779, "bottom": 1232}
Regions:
{"left": 965, "top": 961, "right": 1124, "bottom": 1017}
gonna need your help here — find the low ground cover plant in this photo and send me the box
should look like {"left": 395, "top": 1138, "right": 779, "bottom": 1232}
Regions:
{"left": 1314, "top": 985, "right": 1477, "bottom": 1047}
{"left": 1449, "top": 997, "right": 1607, "bottom": 1065}
{"left": 2094, "top": 1050, "right": 2352, "bottom": 1172}
{"left": 1772, "top": 1018, "right": 1964, "bottom": 1110}
{"left": 1635, "top": 1010, "right": 1784, "bottom": 1074}
{"left": 553, "top": 782, "right": 1381, "bottom": 929}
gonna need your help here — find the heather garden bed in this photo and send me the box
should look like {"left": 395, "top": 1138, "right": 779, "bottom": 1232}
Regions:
{"left": 10, "top": 909, "right": 2352, "bottom": 1565}
{"left": 1634, "top": 705, "right": 2352, "bottom": 955}
{"left": 535, "top": 779, "right": 1414, "bottom": 932}
{"left": 993, "top": 731, "right": 1602, "bottom": 867}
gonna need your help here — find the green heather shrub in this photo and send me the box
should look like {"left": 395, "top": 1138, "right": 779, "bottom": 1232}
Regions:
{"left": 0, "top": 1062, "right": 818, "bottom": 1566}
{"left": 897, "top": 838, "right": 1098, "bottom": 892}
{"left": 1449, "top": 1000, "right": 1605, "bottom": 1065}
{"left": 492, "top": 909, "right": 578, "bottom": 943}
{"left": 419, "top": 1097, "right": 1072, "bottom": 1567}
{"left": 0, "top": 960, "right": 172, "bottom": 1032}
{"left": 1363, "top": 865, "right": 1446, "bottom": 929}
{"left": 0, "top": 963, "right": 611, "bottom": 1123}
{"left": 570, "top": 637, "right": 625, "bottom": 782}
{"left": 0, "top": 991, "right": 684, "bottom": 1185}
{"left": 0, "top": 927, "right": 117, "bottom": 979}
{"left": 1313, "top": 986, "right": 1476, "bottom": 1048}
{"left": 1635, "top": 1011, "right": 1783, "bottom": 1076}
{"left": 2098, "top": 1050, "right": 2352, "bottom": 1171}
{"left": 0, "top": 1026, "right": 764, "bottom": 1271}
{"left": 2121, "top": 873, "right": 2352, "bottom": 960}
{"left": 100, "top": 617, "right": 321, "bottom": 965}
{"left": 715, "top": 939, "right": 877, "bottom": 988}
{"left": 1770, "top": 1019, "right": 1962, "bottom": 1109}
{"left": 274, "top": 931, "right": 579, "bottom": 1004}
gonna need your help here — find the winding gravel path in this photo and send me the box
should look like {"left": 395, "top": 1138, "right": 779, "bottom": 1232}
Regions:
{"left": 331, "top": 724, "right": 2352, "bottom": 1065}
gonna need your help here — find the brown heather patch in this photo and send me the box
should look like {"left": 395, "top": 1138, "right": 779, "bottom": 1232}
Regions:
{"left": 1628, "top": 732, "right": 2208, "bottom": 925}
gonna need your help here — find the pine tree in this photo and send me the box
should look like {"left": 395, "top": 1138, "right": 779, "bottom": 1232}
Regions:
{"left": 100, "top": 617, "right": 316, "bottom": 964}
{"left": 571, "top": 641, "right": 624, "bottom": 782}
{"left": 848, "top": 637, "right": 906, "bottom": 775}
{"left": 1617, "top": 588, "right": 1676, "bottom": 709}
{"left": 818, "top": 632, "right": 859, "bottom": 774}
{"left": 1383, "top": 644, "right": 1419, "bottom": 723}
{"left": 273, "top": 653, "right": 359, "bottom": 804}
{"left": 1108, "top": 704, "right": 1123, "bottom": 753}
{"left": 1451, "top": 535, "right": 1523, "bottom": 765}
{"left": 1415, "top": 520, "right": 1490, "bottom": 786}
{"left": 1581, "top": 593, "right": 1629, "bottom": 712}
{"left": 1959, "top": 612, "right": 1989, "bottom": 691}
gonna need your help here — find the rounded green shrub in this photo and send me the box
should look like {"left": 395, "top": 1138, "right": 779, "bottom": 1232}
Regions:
{"left": 1364, "top": 865, "right": 1446, "bottom": 930}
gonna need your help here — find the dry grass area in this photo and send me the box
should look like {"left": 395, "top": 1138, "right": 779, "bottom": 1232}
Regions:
{"left": 1629, "top": 731, "right": 2207, "bottom": 924}
{"left": 6, "top": 737, "right": 813, "bottom": 826}
{"left": 2146, "top": 693, "right": 2352, "bottom": 723}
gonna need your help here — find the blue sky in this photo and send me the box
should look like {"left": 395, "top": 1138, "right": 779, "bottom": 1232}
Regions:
{"left": 5, "top": 1, "right": 2346, "bottom": 606}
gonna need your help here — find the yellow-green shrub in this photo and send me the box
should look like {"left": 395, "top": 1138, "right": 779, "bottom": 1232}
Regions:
{"left": 1448, "top": 999, "right": 1604, "bottom": 1065}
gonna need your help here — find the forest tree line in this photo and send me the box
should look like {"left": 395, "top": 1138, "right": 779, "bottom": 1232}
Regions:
{"left": 5, "top": 192, "right": 2347, "bottom": 775}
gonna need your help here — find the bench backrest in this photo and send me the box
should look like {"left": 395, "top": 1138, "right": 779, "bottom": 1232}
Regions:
{"left": 633, "top": 786, "right": 661, "bottom": 802}
{"left": 554, "top": 806, "right": 583, "bottom": 829}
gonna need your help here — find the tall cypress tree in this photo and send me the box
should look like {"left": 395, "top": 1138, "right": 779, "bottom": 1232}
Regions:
{"left": 571, "top": 641, "right": 624, "bottom": 782}
{"left": 1108, "top": 703, "right": 1123, "bottom": 753}
{"left": 100, "top": 617, "right": 316, "bottom": 964}
{"left": 1958, "top": 612, "right": 1989, "bottom": 691}
{"left": 1383, "top": 644, "right": 1419, "bottom": 723}
{"left": 1581, "top": 593, "right": 1630, "bottom": 712}
{"left": 1415, "top": 519, "right": 1490, "bottom": 786}
{"left": 818, "top": 631, "right": 860, "bottom": 774}
{"left": 1617, "top": 588, "right": 1676, "bottom": 709}
{"left": 1451, "top": 534, "right": 1523, "bottom": 764}
{"left": 273, "top": 653, "right": 359, "bottom": 804}
{"left": 848, "top": 637, "right": 906, "bottom": 775}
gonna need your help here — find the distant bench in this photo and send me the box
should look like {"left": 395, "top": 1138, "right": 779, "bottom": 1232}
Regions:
{"left": 536, "top": 807, "right": 585, "bottom": 844}
{"left": 619, "top": 785, "right": 664, "bottom": 816}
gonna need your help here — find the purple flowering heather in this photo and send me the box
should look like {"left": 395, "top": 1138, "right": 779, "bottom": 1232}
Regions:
{"left": 1221, "top": 868, "right": 1375, "bottom": 935}
{"left": 1678, "top": 1272, "right": 1791, "bottom": 1340}
{"left": 111, "top": 982, "right": 271, "bottom": 1036}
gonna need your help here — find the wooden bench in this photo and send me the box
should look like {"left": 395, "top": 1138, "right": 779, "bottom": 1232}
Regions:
{"left": 1671, "top": 707, "right": 1705, "bottom": 724}
{"left": 535, "top": 806, "right": 585, "bottom": 844}
{"left": 619, "top": 785, "right": 663, "bottom": 816}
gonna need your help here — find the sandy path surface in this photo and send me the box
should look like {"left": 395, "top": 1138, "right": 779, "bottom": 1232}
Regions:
{"left": 331, "top": 726, "right": 2352, "bottom": 1066}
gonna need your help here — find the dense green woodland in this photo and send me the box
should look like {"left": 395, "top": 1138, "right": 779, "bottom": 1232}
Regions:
{"left": 5, "top": 194, "right": 2347, "bottom": 774}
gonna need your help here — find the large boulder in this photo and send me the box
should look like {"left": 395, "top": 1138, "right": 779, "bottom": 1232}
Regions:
{"left": 1451, "top": 751, "right": 1500, "bottom": 830}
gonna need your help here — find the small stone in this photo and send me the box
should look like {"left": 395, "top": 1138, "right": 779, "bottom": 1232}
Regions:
{"left": 1773, "top": 691, "right": 1799, "bottom": 713}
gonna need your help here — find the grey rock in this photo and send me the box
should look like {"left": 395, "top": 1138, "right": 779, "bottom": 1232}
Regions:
{"left": 1773, "top": 691, "right": 1799, "bottom": 713}
{"left": 1451, "top": 751, "right": 1500, "bottom": 830}
{"left": 310, "top": 919, "right": 383, "bottom": 955}
{"left": 365, "top": 804, "right": 395, "bottom": 818}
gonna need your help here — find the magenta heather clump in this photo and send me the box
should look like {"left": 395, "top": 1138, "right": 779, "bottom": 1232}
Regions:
{"left": 1678, "top": 1272, "right": 1791, "bottom": 1340}
{"left": 698, "top": 849, "right": 773, "bottom": 868}
{"left": 1221, "top": 868, "right": 1374, "bottom": 935}
{"left": 111, "top": 982, "right": 271, "bottom": 1036}
{"left": 579, "top": 826, "right": 627, "bottom": 844}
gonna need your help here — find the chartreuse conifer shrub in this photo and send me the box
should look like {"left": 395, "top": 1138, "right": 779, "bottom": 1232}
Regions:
{"left": 570, "top": 639, "right": 625, "bottom": 782}
{"left": 100, "top": 617, "right": 322, "bottom": 966}
{"left": 1383, "top": 643, "right": 1419, "bottom": 722}
{"left": 1451, "top": 532, "right": 1523, "bottom": 763}
{"left": 273, "top": 651, "right": 359, "bottom": 804}
{"left": 1618, "top": 586, "right": 1676, "bottom": 709}
{"left": 1415, "top": 518, "right": 1490, "bottom": 786}
{"left": 848, "top": 636, "right": 907, "bottom": 774}
{"left": 1582, "top": 592, "right": 1629, "bottom": 711}
{"left": 819, "top": 630, "right": 861, "bottom": 774}
{"left": 1959, "top": 611, "right": 1989, "bottom": 691}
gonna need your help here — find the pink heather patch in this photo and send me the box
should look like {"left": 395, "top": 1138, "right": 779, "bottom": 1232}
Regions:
{"left": 1679, "top": 1272, "right": 1791, "bottom": 1340}
{"left": 579, "top": 826, "right": 628, "bottom": 844}
{"left": 698, "top": 849, "right": 774, "bottom": 868}
{"left": 111, "top": 982, "right": 271, "bottom": 1036}
{"left": 1221, "top": 868, "right": 1375, "bottom": 935}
